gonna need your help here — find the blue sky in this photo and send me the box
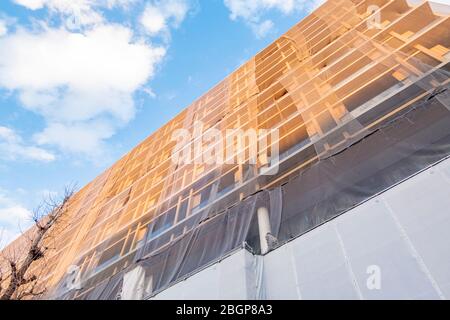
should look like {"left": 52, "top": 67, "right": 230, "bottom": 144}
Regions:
{"left": 0, "top": 0, "right": 324, "bottom": 247}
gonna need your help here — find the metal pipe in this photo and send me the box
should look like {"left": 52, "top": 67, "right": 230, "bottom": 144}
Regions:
{"left": 257, "top": 207, "right": 271, "bottom": 254}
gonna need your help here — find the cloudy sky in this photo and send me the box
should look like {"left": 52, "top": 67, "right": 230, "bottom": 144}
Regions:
{"left": 0, "top": 0, "right": 345, "bottom": 247}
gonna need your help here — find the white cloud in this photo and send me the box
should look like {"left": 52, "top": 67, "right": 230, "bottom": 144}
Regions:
{"left": 34, "top": 121, "right": 115, "bottom": 156}
{"left": 142, "top": 87, "right": 157, "bottom": 98}
{"left": 0, "top": 206, "right": 30, "bottom": 232}
{"left": 225, "top": 0, "right": 296, "bottom": 20}
{"left": 0, "top": 20, "right": 7, "bottom": 37}
{"left": 104, "top": 0, "right": 138, "bottom": 9}
{"left": 0, "top": 228, "right": 21, "bottom": 249}
{"left": 15, "top": 0, "right": 103, "bottom": 29}
{"left": 0, "top": 126, "right": 55, "bottom": 162}
{"left": 14, "top": 0, "right": 137, "bottom": 10}
{"left": 0, "top": 24, "right": 166, "bottom": 157}
{"left": 223, "top": 0, "right": 324, "bottom": 37}
{"left": 13, "top": 0, "right": 139, "bottom": 29}
{"left": 251, "top": 19, "right": 274, "bottom": 39}
{"left": 0, "top": 190, "right": 32, "bottom": 249}
{"left": 2, "top": 1, "right": 197, "bottom": 161}
{"left": 14, "top": 0, "right": 46, "bottom": 10}
{"left": 0, "top": 25, "right": 163, "bottom": 94}
{"left": 140, "top": 0, "right": 190, "bottom": 37}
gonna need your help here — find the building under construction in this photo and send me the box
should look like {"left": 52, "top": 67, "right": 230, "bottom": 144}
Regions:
{"left": 1, "top": 0, "right": 450, "bottom": 300}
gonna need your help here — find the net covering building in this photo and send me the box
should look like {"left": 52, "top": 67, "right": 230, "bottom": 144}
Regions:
{"left": 2, "top": 0, "right": 450, "bottom": 300}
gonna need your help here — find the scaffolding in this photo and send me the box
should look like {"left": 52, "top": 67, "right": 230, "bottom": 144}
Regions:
{"left": 1, "top": 0, "right": 450, "bottom": 300}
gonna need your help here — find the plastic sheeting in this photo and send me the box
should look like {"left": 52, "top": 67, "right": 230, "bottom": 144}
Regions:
{"left": 276, "top": 85, "right": 450, "bottom": 244}
{"left": 128, "top": 152, "right": 450, "bottom": 300}
{"left": 48, "top": 0, "right": 450, "bottom": 299}
{"left": 148, "top": 103, "right": 450, "bottom": 301}
{"left": 135, "top": 188, "right": 282, "bottom": 297}
{"left": 146, "top": 156, "right": 450, "bottom": 300}
{"left": 136, "top": 0, "right": 450, "bottom": 273}
{"left": 54, "top": 83, "right": 450, "bottom": 300}
{"left": 76, "top": 273, "right": 123, "bottom": 300}
{"left": 263, "top": 156, "right": 450, "bottom": 300}
{"left": 150, "top": 250, "right": 258, "bottom": 300}
{"left": 135, "top": 84, "right": 450, "bottom": 298}
{"left": 121, "top": 266, "right": 147, "bottom": 300}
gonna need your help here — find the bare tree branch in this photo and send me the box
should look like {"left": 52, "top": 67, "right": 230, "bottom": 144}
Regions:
{"left": 0, "top": 185, "right": 76, "bottom": 300}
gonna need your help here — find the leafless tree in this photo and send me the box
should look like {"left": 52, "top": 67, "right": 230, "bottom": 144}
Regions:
{"left": 0, "top": 185, "right": 76, "bottom": 300}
